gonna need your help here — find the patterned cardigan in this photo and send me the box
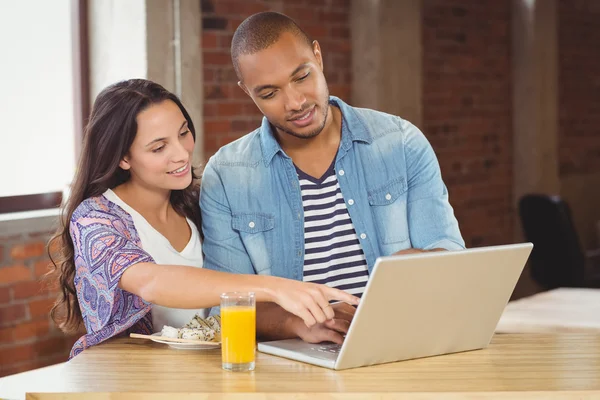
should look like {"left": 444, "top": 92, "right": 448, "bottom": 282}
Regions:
{"left": 69, "top": 195, "right": 155, "bottom": 358}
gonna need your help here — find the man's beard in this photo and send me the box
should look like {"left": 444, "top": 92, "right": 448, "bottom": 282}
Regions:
{"left": 271, "top": 94, "right": 330, "bottom": 140}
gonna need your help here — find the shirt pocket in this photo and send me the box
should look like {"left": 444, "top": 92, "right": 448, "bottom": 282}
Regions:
{"left": 367, "top": 177, "right": 409, "bottom": 244}
{"left": 232, "top": 212, "right": 275, "bottom": 274}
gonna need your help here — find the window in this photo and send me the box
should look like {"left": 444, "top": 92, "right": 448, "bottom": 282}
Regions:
{"left": 0, "top": 0, "right": 88, "bottom": 213}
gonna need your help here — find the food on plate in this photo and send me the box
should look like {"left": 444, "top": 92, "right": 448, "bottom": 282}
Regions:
{"left": 160, "top": 314, "right": 221, "bottom": 342}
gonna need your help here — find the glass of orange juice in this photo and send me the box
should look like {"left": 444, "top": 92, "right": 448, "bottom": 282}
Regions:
{"left": 220, "top": 292, "right": 256, "bottom": 372}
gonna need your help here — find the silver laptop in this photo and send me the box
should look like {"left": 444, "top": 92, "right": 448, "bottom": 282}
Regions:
{"left": 258, "top": 243, "right": 533, "bottom": 370}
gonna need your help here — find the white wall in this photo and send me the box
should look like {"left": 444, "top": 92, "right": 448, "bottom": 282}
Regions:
{"left": 88, "top": 0, "right": 148, "bottom": 100}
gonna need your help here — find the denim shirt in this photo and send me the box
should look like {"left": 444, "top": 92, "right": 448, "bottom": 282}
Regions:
{"left": 200, "top": 97, "right": 465, "bottom": 281}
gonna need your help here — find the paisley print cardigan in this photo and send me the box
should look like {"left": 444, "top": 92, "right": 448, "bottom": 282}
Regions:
{"left": 69, "top": 195, "right": 155, "bottom": 358}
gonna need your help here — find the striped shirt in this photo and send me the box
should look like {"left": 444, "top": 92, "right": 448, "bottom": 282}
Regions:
{"left": 297, "top": 162, "right": 370, "bottom": 297}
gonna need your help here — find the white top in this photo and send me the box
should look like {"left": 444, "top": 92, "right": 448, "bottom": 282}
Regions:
{"left": 103, "top": 189, "right": 206, "bottom": 331}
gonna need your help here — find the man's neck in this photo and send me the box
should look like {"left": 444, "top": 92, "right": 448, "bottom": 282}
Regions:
{"left": 277, "top": 105, "right": 343, "bottom": 179}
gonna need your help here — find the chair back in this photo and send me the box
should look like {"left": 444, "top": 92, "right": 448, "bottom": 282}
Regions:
{"left": 518, "top": 194, "right": 585, "bottom": 289}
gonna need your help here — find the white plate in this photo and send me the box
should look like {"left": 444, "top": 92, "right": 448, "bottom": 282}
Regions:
{"left": 150, "top": 332, "right": 221, "bottom": 350}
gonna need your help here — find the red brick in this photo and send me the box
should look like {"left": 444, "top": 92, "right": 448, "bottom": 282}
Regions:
{"left": 303, "top": 25, "right": 328, "bottom": 39}
{"left": 205, "top": 84, "right": 229, "bottom": 100}
{"left": 28, "top": 298, "right": 56, "bottom": 319}
{"left": 238, "top": 2, "right": 268, "bottom": 15}
{"left": 330, "top": 26, "right": 349, "bottom": 38}
{"left": 215, "top": 67, "right": 238, "bottom": 82}
{"left": 0, "top": 360, "right": 37, "bottom": 377}
{"left": 32, "top": 336, "right": 69, "bottom": 358}
{"left": 213, "top": 0, "right": 239, "bottom": 15}
{"left": 204, "top": 103, "right": 218, "bottom": 117}
{"left": 422, "top": 0, "right": 513, "bottom": 247}
{"left": 10, "top": 242, "right": 46, "bottom": 260}
{"left": 558, "top": 0, "right": 600, "bottom": 176}
{"left": 203, "top": 68, "right": 215, "bottom": 83}
{"left": 0, "top": 304, "right": 27, "bottom": 326}
{"left": 0, "top": 286, "right": 10, "bottom": 304}
{"left": 0, "top": 325, "right": 13, "bottom": 344}
{"left": 12, "top": 280, "right": 48, "bottom": 300}
{"left": 47, "top": 237, "right": 61, "bottom": 256}
{"left": 203, "top": 51, "right": 231, "bottom": 66}
{"left": 331, "top": 0, "right": 350, "bottom": 7}
{"left": 0, "top": 344, "right": 35, "bottom": 365}
{"left": 218, "top": 34, "right": 234, "bottom": 49}
{"left": 202, "top": 32, "right": 218, "bottom": 48}
{"left": 318, "top": 10, "right": 347, "bottom": 24}
{"left": 0, "top": 265, "right": 32, "bottom": 285}
{"left": 216, "top": 102, "right": 245, "bottom": 117}
{"left": 12, "top": 319, "right": 50, "bottom": 341}
{"left": 284, "top": 6, "right": 318, "bottom": 22}
{"left": 34, "top": 259, "right": 53, "bottom": 278}
{"left": 202, "top": 0, "right": 352, "bottom": 167}
{"left": 205, "top": 120, "right": 231, "bottom": 135}
{"left": 227, "top": 17, "right": 245, "bottom": 32}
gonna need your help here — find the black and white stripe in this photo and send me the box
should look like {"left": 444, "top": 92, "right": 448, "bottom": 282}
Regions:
{"left": 298, "top": 164, "right": 369, "bottom": 297}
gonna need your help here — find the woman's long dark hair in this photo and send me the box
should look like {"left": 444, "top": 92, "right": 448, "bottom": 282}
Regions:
{"left": 47, "top": 79, "right": 201, "bottom": 334}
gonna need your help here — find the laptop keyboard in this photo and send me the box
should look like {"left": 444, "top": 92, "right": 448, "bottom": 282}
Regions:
{"left": 311, "top": 343, "right": 342, "bottom": 354}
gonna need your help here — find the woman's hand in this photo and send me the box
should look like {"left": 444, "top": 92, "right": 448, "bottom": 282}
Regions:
{"left": 265, "top": 277, "right": 360, "bottom": 328}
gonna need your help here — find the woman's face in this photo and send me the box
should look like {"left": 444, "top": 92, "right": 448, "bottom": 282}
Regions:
{"left": 119, "top": 100, "right": 194, "bottom": 192}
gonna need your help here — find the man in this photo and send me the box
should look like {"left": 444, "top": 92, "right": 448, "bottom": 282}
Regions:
{"left": 200, "top": 12, "right": 465, "bottom": 344}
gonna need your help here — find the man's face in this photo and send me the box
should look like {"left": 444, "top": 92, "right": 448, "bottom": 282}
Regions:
{"left": 237, "top": 32, "right": 330, "bottom": 140}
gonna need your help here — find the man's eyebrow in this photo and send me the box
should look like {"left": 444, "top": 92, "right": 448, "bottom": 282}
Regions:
{"left": 253, "top": 83, "right": 278, "bottom": 95}
{"left": 289, "top": 63, "right": 310, "bottom": 78}
{"left": 253, "top": 63, "right": 310, "bottom": 95}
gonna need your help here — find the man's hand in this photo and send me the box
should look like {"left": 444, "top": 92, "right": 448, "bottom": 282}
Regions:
{"left": 293, "top": 302, "right": 356, "bottom": 344}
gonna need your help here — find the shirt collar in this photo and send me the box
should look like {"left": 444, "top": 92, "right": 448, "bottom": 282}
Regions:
{"left": 259, "top": 96, "right": 372, "bottom": 166}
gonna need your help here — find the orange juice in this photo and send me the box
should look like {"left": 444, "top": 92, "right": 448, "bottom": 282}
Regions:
{"left": 221, "top": 306, "right": 256, "bottom": 364}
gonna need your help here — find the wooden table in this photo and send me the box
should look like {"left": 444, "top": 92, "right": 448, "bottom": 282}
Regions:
{"left": 1, "top": 334, "right": 600, "bottom": 399}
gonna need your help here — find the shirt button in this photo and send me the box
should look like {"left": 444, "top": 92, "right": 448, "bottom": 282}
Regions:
{"left": 297, "top": 250, "right": 302, "bottom": 257}
{"left": 338, "top": 169, "right": 345, "bottom": 176}
{"left": 360, "top": 233, "right": 367, "bottom": 240}
{"left": 248, "top": 221, "right": 255, "bottom": 228}
{"left": 297, "top": 212, "right": 301, "bottom": 220}
{"left": 385, "top": 193, "right": 392, "bottom": 201}
{"left": 348, "top": 199, "right": 354, "bottom": 206}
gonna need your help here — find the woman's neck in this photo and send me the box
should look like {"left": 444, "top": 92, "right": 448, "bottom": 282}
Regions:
{"left": 112, "top": 181, "right": 172, "bottom": 224}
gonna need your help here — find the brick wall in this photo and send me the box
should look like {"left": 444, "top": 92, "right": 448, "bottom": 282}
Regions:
{"left": 201, "top": 0, "right": 351, "bottom": 161}
{"left": 0, "top": 230, "right": 76, "bottom": 377}
{"left": 201, "top": 0, "right": 513, "bottom": 248}
{"left": 558, "top": 0, "right": 600, "bottom": 177}
{"left": 6, "top": 0, "right": 598, "bottom": 379}
{"left": 422, "top": 0, "right": 513, "bottom": 247}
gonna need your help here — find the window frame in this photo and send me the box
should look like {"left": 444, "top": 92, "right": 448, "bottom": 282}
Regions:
{"left": 0, "top": 0, "right": 88, "bottom": 214}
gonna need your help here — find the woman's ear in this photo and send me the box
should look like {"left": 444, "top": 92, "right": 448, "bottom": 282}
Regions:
{"left": 119, "top": 157, "right": 131, "bottom": 171}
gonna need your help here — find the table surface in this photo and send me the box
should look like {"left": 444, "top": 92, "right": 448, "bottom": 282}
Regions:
{"left": 496, "top": 288, "right": 600, "bottom": 333}
{"left": 1, "top": 333, "right": 600, "bottom": 399}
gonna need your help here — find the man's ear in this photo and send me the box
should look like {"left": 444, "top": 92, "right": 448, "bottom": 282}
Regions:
{"left": 238, "top": 81, "right": 251, "bottom": 97}
{"left": 312, "top": 40, "right": 323, "bottom": 71}
{"left": 119, "top": 157, "right": 131, "bottom": 171}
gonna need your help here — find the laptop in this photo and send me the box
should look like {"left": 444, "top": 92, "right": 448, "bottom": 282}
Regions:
{"left": 258, "top": 243, "right": 533, "bottom": 370}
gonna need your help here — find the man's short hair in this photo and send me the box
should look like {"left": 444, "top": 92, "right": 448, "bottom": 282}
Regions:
{"left": 231, "top": 12, "right": 313, "bottom": 81}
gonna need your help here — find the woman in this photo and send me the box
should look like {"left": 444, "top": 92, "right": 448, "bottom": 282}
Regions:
{"left": 48, "top": 79, "right": 358, "bottom": 358}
